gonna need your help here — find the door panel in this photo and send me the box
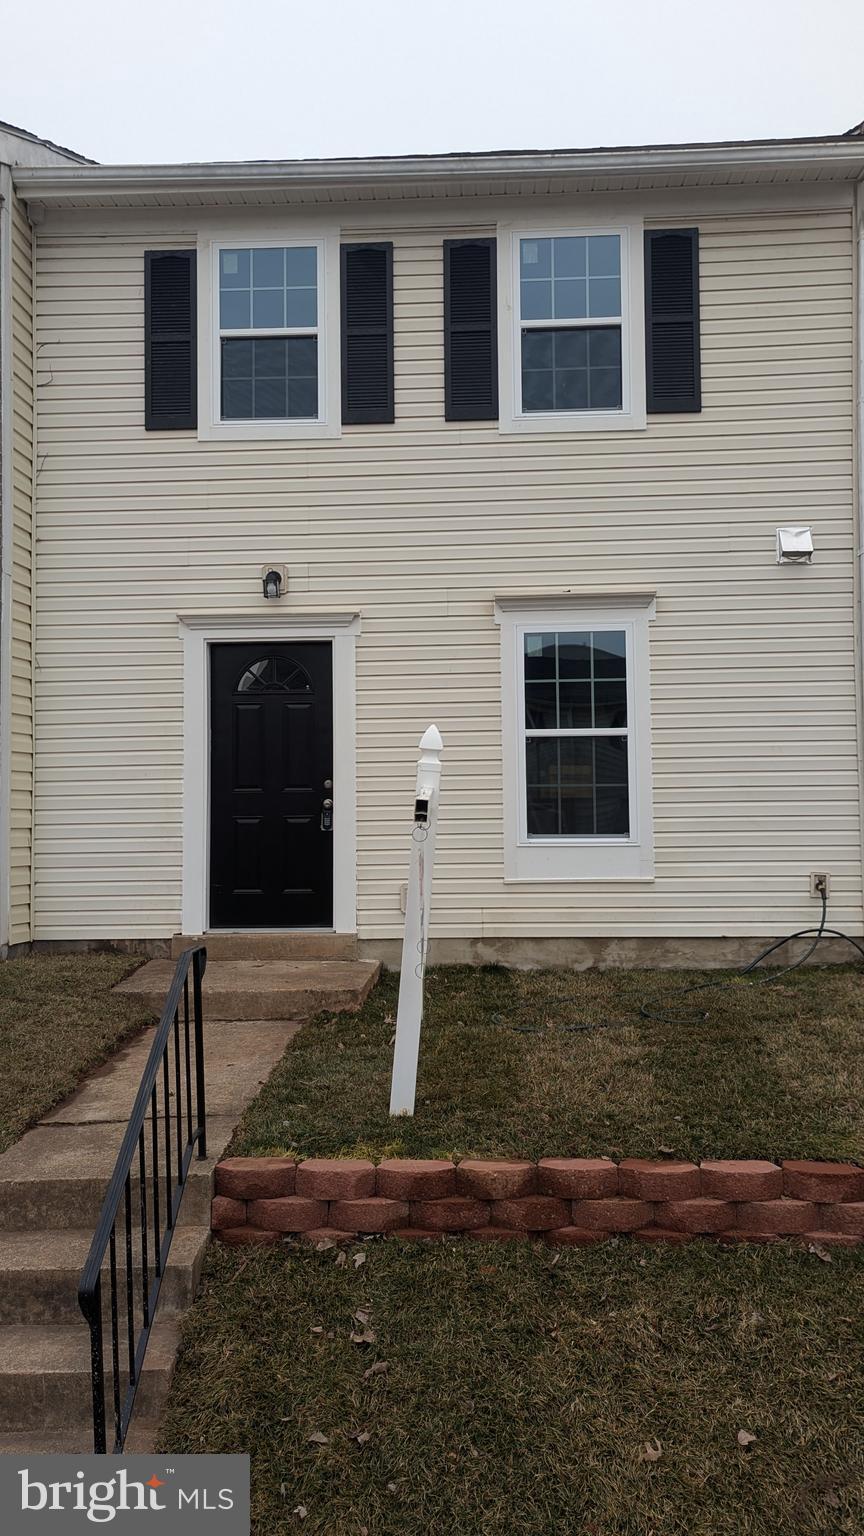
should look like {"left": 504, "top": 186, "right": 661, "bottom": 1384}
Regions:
{"left": 209, "top": 641, "right": 334, "bottom": 927}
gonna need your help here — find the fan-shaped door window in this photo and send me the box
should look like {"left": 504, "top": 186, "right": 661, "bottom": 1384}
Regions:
{"left": 235, "top": 655, "right": 313, "bottom": 694}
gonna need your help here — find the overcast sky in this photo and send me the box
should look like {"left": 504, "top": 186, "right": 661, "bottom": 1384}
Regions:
{"left": 2, "top": 0, "right": 862, "bottom": 165}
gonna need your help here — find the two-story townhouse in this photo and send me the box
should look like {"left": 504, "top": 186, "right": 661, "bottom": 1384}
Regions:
{"left": 0, "top": 121, "right": 90, "bottom": 957}
{"left": 3, "top": 126, "right": 864, "bottom": 965}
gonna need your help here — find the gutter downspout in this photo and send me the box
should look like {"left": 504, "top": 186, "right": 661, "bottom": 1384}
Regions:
{"left": 0, "top": 166, "right": 14, "bottom": 955}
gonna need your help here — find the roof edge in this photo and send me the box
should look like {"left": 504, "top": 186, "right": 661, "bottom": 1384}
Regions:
{"left": 12, "top": 134, "right": 864, "bottom": 200}
{"left": 0, "top": 118, "right": 94, "bottom": 165}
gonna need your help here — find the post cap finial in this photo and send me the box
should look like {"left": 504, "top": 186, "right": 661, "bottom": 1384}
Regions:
{"left": 419, "top": 724, "right": 443, "bottom": 751}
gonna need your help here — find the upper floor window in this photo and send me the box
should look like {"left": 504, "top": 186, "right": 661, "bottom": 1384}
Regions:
{"left": 219, "top": 245, "right": 321, "bottom": 422}
{"left": 498, "top": 222, "right": 646, "bottom": 434}
{"left": 520, "top": 235, "right": 622, "bottom": 413}
{"left": 198, "top": 232, "right": 340, "bottom": 441}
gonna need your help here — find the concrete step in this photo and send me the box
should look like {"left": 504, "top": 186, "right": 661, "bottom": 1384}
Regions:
{"left": 0, "top": 1418, "right": 161, "bottom": 1454}
{"left": 0, "top": 1124, "right": 221, "bottom": 1230}
{"left": 0, "top": 1227, "right": 210, "bottom": 1324}
{"left": 116, "top": 958, "right": 381, "bottom": 1020}
{"left": 41, "top": 1022, "right": 300, "bottom": 1128}
{"left": 172, "top": 931, "right": 358, "bottom": 961}
{"left": 0, "top": 1320, "right": 179, "bottom": 1430}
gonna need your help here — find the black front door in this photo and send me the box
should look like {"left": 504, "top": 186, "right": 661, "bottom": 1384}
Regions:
{"left": 209, "top": 642, "right": 334, "bottom": 928}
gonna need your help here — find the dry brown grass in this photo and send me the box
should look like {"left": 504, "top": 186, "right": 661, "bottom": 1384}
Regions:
{"left": 0, "top": 952, "right": 155, "bottom": 1152}
{"left": 232, "top": 963, "right": 864, "bottom": 1162}
{"left": 161, "top": 1238, "right": 864, "bottom": 1535}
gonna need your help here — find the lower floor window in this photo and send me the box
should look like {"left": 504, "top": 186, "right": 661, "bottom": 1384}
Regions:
{"left": 496, "top": 599, "right": 655, "bottom": 881}
{"left": 524, "top": 628, "right": 629, "bottom": 837}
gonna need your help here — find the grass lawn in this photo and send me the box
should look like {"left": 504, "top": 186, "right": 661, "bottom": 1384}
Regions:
{"left": 230, "top": 963, "right": 864, "bottom": 1163}
{"left": 161, "top": 1238, "right": 864, "bottom": 1535}
{"left": 0, "top": 952, "right": 156, "bottom": 1153}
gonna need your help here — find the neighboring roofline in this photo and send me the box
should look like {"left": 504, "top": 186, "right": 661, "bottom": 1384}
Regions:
{"left": 0, "top": 117, "right": 94, "bottom": 164}
{"left": 12, "top": 133, "right": 864, "bottom": 202}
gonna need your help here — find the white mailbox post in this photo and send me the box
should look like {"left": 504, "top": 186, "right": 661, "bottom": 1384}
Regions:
{"left": 389, "top": 725, "right": 443, "bottom": 1117}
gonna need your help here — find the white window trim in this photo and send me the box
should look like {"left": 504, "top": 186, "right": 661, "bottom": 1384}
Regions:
{"left": 197, "top": 228, "right": 342, "bottom": 441}
{"left": 497, "top": 218, "right": 647, "bottom": 434}
{"left": 495, "top": 595, "right": 655, "bottom": 881}
{"left": 178, "top": 611, "right": 359, "bottom": 933}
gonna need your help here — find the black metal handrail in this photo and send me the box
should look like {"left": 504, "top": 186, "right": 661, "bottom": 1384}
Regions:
{"left": 78, "top": 945, "right": 207, "bottom": 1453}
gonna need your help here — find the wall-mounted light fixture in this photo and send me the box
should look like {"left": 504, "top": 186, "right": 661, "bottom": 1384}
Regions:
{"left": 261, "top": 565, "right": 287, "bottom": 600}
{"left": 776, "top": 527, "right": 814, "bottom": 565}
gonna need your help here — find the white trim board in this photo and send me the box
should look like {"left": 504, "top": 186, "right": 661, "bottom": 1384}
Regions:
{"left": 179, "top": 612, "right": 360, "bottom": 934}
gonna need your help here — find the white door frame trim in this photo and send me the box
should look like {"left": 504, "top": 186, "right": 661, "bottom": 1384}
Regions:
{"left": 178, "top": 611, "right": 360, "bottom": 935}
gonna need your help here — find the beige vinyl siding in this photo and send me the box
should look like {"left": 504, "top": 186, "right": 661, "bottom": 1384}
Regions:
{"left": 32, "top": 200, "right": 861, "bottom": 940}
{"left": 8, "top": 194, "right": 34, "bottom": 943}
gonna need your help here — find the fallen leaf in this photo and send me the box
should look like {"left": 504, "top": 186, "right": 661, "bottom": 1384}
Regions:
{"left": 824, "top": 1490, "right": 841, "bottom": 1509}
{"left": 737, "top": 1429, "right": 758, "bottom": 1448}
{"left": 642, "top": 1438, "right": 663, "bottom": 1462}
{"left": 334, "top": 1250, "right": 347, "bottom": 1268}
{"left": 353, "top": 1308, "right": 371, "bottom": 1325}
{"left": 293, "top": 1507, "right": 307, "bottom": 1520}
{"left": 309, "top": 1325, "right": 323, "bottom": 1334}
{"left": 387, "top": 1483, "right": 397, "bottom": 1493}
{"left": 350, "top": 1327, "right": 376, "bottom": 1345}
{"left": 315, "top": 1238, "right": 336, "bottom": 1251}
{"left": 353, "top": 1252, "right": 366, "bottom": 1269}
{"left": 808, "top": 1241, "right": 833, "bottom": 1263}
{"left": 363, "top": 1360, "right": 389, "bottom": 1380}
{"left": 657, "top": 1146, "right": 676, "bottom": 1157}
{"left": 350, "top": 1429, "right": 372, "bottom": 1445}
{"left": 307, "top": 1431, "right": 329, "bottom": 1446}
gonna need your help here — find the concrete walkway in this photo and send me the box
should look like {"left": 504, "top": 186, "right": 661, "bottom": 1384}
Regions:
{"left": 0, "top": 1014, "right": 302, "bottom": 1452}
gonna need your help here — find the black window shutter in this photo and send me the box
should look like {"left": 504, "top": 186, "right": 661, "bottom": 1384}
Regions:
{"left": 144, "top": 250, "right": 197, "bottom": 430}
{"left": 340, "top": 243, "right": 394, "bottom": 424}
{"left": 444, "top": 239, "right": 498, "bottom": 422}
{"left": 644, "top": 228, "right": 701, "bottom": 413}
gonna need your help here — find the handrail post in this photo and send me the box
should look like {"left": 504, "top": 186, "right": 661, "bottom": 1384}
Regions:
{"left": 82, "top": 1277, "right": 107, "bottom": 1455}
{"left": 193, "top": 948, "right": 207, "bottom": 1158}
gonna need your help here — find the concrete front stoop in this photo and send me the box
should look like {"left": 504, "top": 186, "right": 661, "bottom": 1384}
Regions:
{"left": 0, "top": 939, "right": 380, "bottom": 1454}
{"left": 116, "top": 950, "right": 380, "bottom": 1022}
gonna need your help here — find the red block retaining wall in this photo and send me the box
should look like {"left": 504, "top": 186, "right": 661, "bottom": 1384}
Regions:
{"left": 211, "top": 1156, "right": 864, "bottom": 1249}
